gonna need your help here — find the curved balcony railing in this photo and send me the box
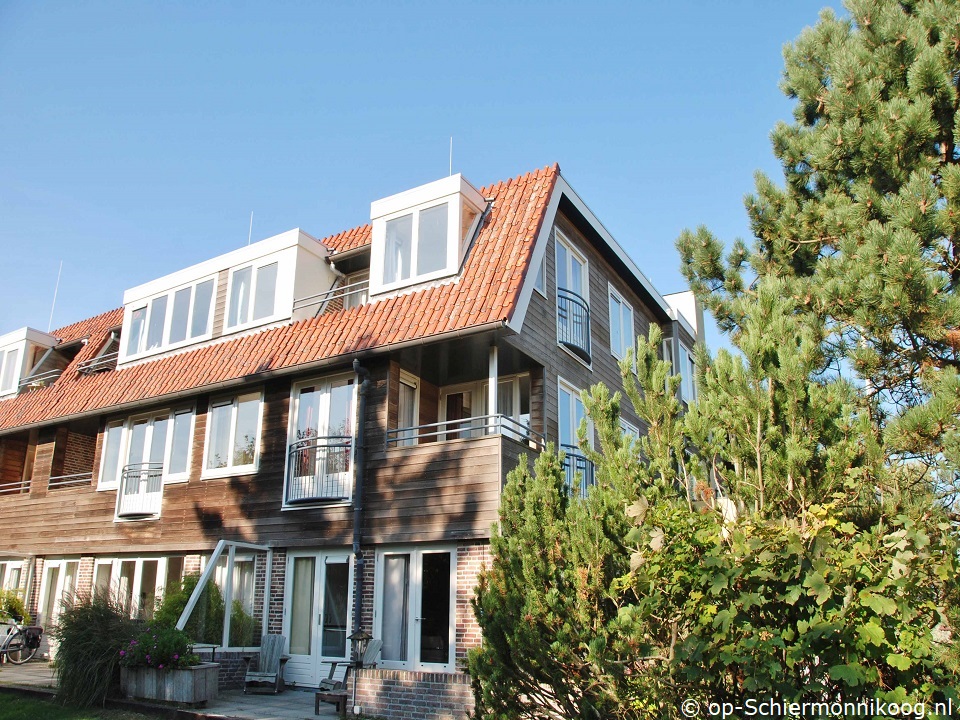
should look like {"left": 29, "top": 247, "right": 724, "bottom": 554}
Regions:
{"left": 561, "top": 443, "right": 595, "bottom": 498}
{"left": 117, "top": 462, "right": 163, "bottom": 518}
{"left": 557, "top": 288, "right": 591, "bottom": 363}
{"left": 285, "top": 436, "right": 353, "bottom": 504}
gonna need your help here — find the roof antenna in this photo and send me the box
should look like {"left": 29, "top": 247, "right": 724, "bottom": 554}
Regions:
{"left": 47, "top": 260, "right": 63, "bottom": 333}
{"left": 449, "top": 136, "right": 453, "bottom": 176}
{"left": 247, "top": 211, "right": 254, "bottom": 246}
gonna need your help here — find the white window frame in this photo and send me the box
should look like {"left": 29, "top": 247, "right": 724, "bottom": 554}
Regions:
{"left": 377, "top": 201, "right": 459, "bottom": 292}
{"left": 202, "top": 390, "right": 264, "bottom": 479}
{"left": 554, "top": 230, "right": 592, "bottom": 369}
{"left": 0, "top": 561, "right": 23, "bottom": 592}
{"left": 98, "top": 407, "right": 195, "bottom": 491}
{"left": 557, "top": 376, "right": 592, "bottom": 449}
{"left": 373, "top": 545, "right": 457, "bottom": 673}
{"left": 93, "top": 556, "right": 171, "bottom": 619}
{"left": 0, "top": 347, "right": 21, "bottom": 394}
{"left": 226, "top": 262, "right": 281, "bottom": 331}
{"left": 620, "top": 418, "right": 640, "bottom": 440}
{"left": 396, "top": 370, "right": 420, "bottom": 447}
{"left": 282, "top": 373, "right": 357, "bottom": 508}
{"left": 123, "top": 275, "right": 217, "bottom": 360}
{"left": 608, "top": 283, "right": 635, "bottom": 365}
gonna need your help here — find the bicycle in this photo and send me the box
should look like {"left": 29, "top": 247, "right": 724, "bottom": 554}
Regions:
{"left": 0, "top": 614, "right": 43, "bottom": 664}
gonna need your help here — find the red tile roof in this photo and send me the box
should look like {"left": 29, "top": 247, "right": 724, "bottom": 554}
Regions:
{"left": 0, "top": 164, "right": 559, "bottom": 433}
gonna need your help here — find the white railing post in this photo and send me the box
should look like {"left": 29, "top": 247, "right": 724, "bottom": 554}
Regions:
{"left": 176, "top": 540, "right": 225, "bottom": 631}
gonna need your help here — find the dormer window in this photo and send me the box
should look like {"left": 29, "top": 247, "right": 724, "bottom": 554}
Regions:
{"left": 0, "top": 349, "right": 19, "bottom": 393}
{"left": 370, "top": 174, "right": 485, "bottom": 296}
{"left": 125, "top": 276, "right": 216, "bottom": 358}
{"left": 227, "top": 262, "right": 278, "bottom": 329}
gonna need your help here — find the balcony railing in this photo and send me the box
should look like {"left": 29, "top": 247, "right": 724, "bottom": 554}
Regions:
{"left": 285, "top": 436, "right": 353, "bottom": 504}
{"left": 385, "top": 414, "right": 545, "bottom": 448}
{"left": 48, "top": 472, "right": 93, "bottom": 490}
{"left": 0, "top": 479, "right": 29, "bottom": 496}
{"left": 561, "top": 443, "right": 595, "bottom": 498}
{"left": 77, "top": 351, "right": 119, "bottom": 375}
{"left": 557, "top": 288, "right": 591, "bottom": 363}
{"left": 117, "top": 462, "right": 163, "bottom": 518}
{"left": 18, "top": 369, "right": 63, "bottom": 390}
{"left": 293, "top": 278, "right": 370, "bottom": 316}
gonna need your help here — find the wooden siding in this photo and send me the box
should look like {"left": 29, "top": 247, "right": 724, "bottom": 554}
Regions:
{"left": 212, "top": 268, "right": 229, "bottom": 339}
{"left": 0, "top": 434, "right": 28, "bottom": 485}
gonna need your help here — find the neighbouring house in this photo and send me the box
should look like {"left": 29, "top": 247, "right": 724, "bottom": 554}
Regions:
{"left": 0, "top": 164, "right": 699, "bottom": 720}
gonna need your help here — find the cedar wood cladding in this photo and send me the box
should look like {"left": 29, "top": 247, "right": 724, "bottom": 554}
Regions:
{"left": 0, "top": 201, "right": 677, "bottom": 556}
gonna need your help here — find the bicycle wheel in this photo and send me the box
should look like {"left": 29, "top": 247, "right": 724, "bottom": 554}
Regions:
{"left": 6, "top": 628, "right": 37, "bottom": 664}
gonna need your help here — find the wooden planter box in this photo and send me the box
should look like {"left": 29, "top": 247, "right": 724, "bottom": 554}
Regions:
{"left": 120, "top": 662, "right": 220, "bottom": 707}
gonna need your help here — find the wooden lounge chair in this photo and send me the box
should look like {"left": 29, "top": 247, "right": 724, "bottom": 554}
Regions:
{"left": 315, "top": 638, "right": 383, "bottom": 716}
{"left": 242, "top": 634, "right": 290, "bottom": 694}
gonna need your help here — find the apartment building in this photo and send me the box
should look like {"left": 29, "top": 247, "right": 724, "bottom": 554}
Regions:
{"left": 0, "top": 164, "right": 699, "bottom": 719}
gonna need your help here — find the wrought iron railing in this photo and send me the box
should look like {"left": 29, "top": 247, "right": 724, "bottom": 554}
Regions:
{"left": 18, "top": 369, "right": 62, "bottom": 389}
{"left": 48, "top": 472, "right": 93, "bottom": 490}
{"left": 557, "top": 288, "right": 591, "bottom": 362}
{"left": 385, "top": 414, "right": 545, "bottom": 448}
{"left": 561, "top": 443, "right": 595, "bottom": 498}
{"left": 0, "top": 479, "right": 29, "bottom": 496}
{"left": 117, "top": 462, "right": 163, "bottom": 517}
{"left": 77, "top": 351, "right": 119, "bottom": 374}
{"left": 285, "top": 436, "right": 353, "bottom": 503}
{"left": 293, "top": 279, "right": 370, "bottom": 315}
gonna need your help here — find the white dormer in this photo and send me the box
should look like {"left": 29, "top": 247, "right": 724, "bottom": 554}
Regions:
{"left": 118, "top": 229, "right": 336, "bottom": 367}
{"left": 0, "top": 327, "right": 59, "bottom": 399}
{"left": 369, "top": 174, "right": 486, "bottom": 296}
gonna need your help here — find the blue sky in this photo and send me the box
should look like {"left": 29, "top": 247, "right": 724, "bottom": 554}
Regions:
{"left": 0, "top": 1, "right": 840, "bottom": 350}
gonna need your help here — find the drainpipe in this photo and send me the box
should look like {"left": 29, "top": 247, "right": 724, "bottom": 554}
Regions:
{"left": 351, "top": 359, "right": 370, "bottom": 648}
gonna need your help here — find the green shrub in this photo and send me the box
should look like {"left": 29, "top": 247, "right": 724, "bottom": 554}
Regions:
{"left": 0, "top": 589, "right": 30, "bottom": 623}
{"left": 49, "top": 593, "right": 140, "bottom": 707}
{"left": 229, "top": 600, "right": 256, "bottom": 647}
{"left": 153, "top": 573, "right": 224, "bottom": 644}
{"left": 119, "top": 624, "right": 199, "bottom": 669}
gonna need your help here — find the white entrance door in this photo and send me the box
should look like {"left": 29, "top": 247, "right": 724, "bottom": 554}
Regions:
{"left": 37, "top": 559, "right": 79, "bottom": 656}
{"left": 282, "top": 551, "right": 352, "bottom": 687}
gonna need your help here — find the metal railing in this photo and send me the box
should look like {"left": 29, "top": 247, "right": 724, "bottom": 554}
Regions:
{"left": 561, "top": 443, "right": 595, "bottom": 498}
{"left": 0, "top": 479, "right": 29, "bottom": 496}
{"left": 117, "top": 462, "right": 163, "bottom": 517}
{"left": 293, "top": 279, "right": 370, "bottom": 315}
{"left": 385, "top": 414, "right": 545, "bottom": 449}
{"left": 18, "top": 369, "right": 62, "bottom": 389}
{"left": 557, "top": 288, "right": 591, "bottom": 362}
{"left": 48, "top": 472, "right": 93, "bottom": 490}
{"left": 285, "top": 436, "right": 353, "bottom": 503}
{"left": 77, "top": 351, "right": 119, "bottom": 375}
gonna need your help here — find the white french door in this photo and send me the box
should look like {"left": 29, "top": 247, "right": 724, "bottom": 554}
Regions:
{"left": 38, "top": 559, "right": 79, "bottom": 656}
{"left": 375, "top": 547, "right": 456, "bottom": 672}
{"left": 282, "top": 551, "right": 352, "bottom": 687}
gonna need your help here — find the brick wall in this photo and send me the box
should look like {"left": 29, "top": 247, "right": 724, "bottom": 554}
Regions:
{"left": 76, "top": 556, "right": 95, "bottom": 598}
{"left": 455, "top": 542, "right": 488, "bottom": 662}
{"left": 267, "top": 549, "right": 286, "bottom": 635}
{"left": 215, "top": 650, "right": 252, "bottom": 689}
{"left": 354, "top": 669, "right": 473, "bottom": 720}
{"left": 62, "top": 432, "right": 96, "bottom": 477}
{"left": 358, "top": 547, "right": 375, "bottom": 636}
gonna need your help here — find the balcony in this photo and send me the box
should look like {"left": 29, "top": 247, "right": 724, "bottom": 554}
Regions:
{"left": 561, "top": 443, "right": 594, "bottom": 498}
{"left": 557, "top": 288, "right": 591, "bottom": 363}
{"left": 385, "top": 414, "right": 543, "bottom": 449}
{"left": 77, "top": 351, "right": 119, "bottom": 375}
{"left": 116, "top": 462, "right": 163, "bottom": 518}
{"left": 0, "top": 479, "right": 28, "bottom": 496}
{"left": 48, "top": 472, "right": 93, "bottom": 490}
{"left": 285, "top": 436, "right": 353, "bottom": 504}
{"left": 18, "top": 368, "right": 63, "bottom": 391}
{"left": 293, "top": 277, "right": 369, "bottom": 317}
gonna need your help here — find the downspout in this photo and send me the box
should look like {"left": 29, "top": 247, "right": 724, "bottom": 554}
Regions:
{"left": 351, "top": 359, "right": 371, "bottom": 645}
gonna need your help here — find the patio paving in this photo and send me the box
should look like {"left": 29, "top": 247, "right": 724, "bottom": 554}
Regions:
{"left": 0, "top": 659, "right": 340, "bottom": 720}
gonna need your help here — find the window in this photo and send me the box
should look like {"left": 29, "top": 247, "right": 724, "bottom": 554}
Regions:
{"left": 204, "top": 391, "right": 263, "bottom": 475}
{"left": 98, "top": 408, "right": 193, "bottom": 490}
{"left": 343, "top": 271, "right": 369, "bottom": 310}
{"left": 380, "top": 203, "right": 457, "bottom": 288}
{"left": 479, "top": 374, "right": 532, "bottom": 441}
{"left": 555, "top": 231, "right": 591, "bottom": 362}
{"left": 533, "top": 254, "right": 546, "bottom": 296}
{"left": 0, "top": 348, "right": 19, "bottom": 392}
{"left": 679, "top": 344, "right": 696, "bottom": 403}
{"left": 376, "top": 547, "right": 456, "bottom": 671}
{"left": 559, "top": 378, "right": 594, "bottom": 495}
{"left": 228, "top": 262, "right": 278, "bottom": 328}
{"left": 397, "top": 372, "right": 419, "bottom": 447}
{"left": 93, "top": 557, "right": 181, "bottom": 620}
{"left": 620, "top": 418, "right": 640, "bottom": 440}
{"left": 285, "top": 377, "right": 355, "bottom": 504}
{"left": 608, "top": 285, "right": 635, "bottom": 362}
{"left": 556, "top": 231, "right": 588, "bottom": 301}
{"left": 124, "top": 277, "right": 215, "bottom": 358}
{"left": 0, "top": 561, "right": 22, "bottom": 592}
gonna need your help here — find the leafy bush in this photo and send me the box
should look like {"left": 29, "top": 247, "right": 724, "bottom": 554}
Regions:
{"left": 0, "top": 589, "right": 30, "bottom": 623}
{"left": 119, "top": 624, "right": 199, "bottom": 670}
{"left": 229, "top": 600, "right": 256, "bottom": 647}
{"left": 153, "top": 573, "right": 224, "bottom": 644}
{"left": 49, "top": 593, "right": 140, "bottom": 707}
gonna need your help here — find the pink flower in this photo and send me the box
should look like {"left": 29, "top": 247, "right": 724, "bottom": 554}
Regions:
{"left": 119, "top": 650, "right": 126, "bottom": 657}
{"left": 158, "top": 664, "right": 164, "bottom": 670}
{"left": 173, "top": 654, "right": 179, "bottom": 660}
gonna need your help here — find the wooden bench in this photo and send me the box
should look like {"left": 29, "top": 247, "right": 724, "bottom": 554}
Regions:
{"left": 316, "top": 690, "right": 348, "bottom": 717}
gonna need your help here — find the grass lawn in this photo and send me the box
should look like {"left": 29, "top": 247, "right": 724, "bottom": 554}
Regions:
{"left": 0, "top": 694, "right": 156, "bottom": 720}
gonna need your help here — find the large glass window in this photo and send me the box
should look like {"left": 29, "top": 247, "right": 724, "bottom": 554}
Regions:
{"left": 377, "top": 548, "right": 455, "bottom": 671}
{"left": 397, "top": 374, "right": 419, "bottom": 447}
{"left": 228, "top": 263, "right": 279, "bottom": 329}
{"left": 417, "top": 204, "right": 447, "bottom": 275}
{"left": 125, "top": 277, "right": 216, "bottom": 358}
{"left": 679, "top": 344, "right": 696, "bottom": 403}
{"left": 0, "top": 348, "right": 19, "bottom": 392}
{"left": 146, "top": 296, "right": 167, "bottom": 351}
{"left": 384, "top": 215, "right": 413, "bottom": 285}
{"left": 0, "top": 561, "right": 22, "bottom": 592}
{"left": 321, "top": 560, "right": 349, "bottom": 657}
{"left": 381, "top": 202, "right": 457, "bottom": 288}
{"left": 127, "top": 307, "right": 146, "bottom": 356}
{"left": 93, "top": 557, "right": 180, "bottom": 620}
{"left": 99, "top": 408, "right": 193, "bottom": 491}
{"left": 609, "top": 286, "right": 635, "bottom": 362}
{"left": 204, "top": 392, "right": 262, "bottom": 474}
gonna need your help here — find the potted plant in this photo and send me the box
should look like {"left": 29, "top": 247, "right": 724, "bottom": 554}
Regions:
{"left": 119, "top": 625, "right": 219, "bottom": 706}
